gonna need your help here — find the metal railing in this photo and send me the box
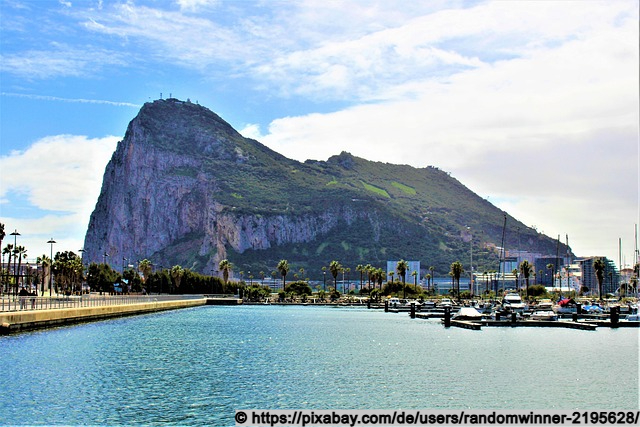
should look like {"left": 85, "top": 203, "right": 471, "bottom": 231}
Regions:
{"left": 0, "top": 294, "right": 204, "bottom": 312}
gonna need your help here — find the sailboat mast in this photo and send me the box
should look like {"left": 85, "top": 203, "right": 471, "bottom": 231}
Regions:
{"left": 500, "top": 214, "right": 507, "bottom": 295}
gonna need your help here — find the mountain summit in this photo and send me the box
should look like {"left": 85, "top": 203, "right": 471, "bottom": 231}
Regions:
{"left": 84, "top": 98, "right": 568, "bottom": 278}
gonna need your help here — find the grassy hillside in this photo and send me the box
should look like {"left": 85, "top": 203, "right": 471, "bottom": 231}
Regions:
{"left": 121, "top": 99, "right": 570, "bottom": 279}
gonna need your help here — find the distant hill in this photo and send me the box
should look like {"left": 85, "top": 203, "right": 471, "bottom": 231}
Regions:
{"left": 83, "top": 98, "right": 571, "bottom": 280}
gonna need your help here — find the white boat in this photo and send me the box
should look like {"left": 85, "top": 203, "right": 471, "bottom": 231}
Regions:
{"left": 530, "top": 310, "right": 558, "bottom": 321}
{"left": 502, "top": 293, "right": 527, "bottom": 313}
{"left": 387, "top": 297, "right": 401, "bottom": 307}
{"left": 438, "top": 298, "right": 453, "bottom": 308}
{"left": 452, "top": 306, "right": 483, "bottom": 321}
{"left": 421, "top": 300, "right": 436, "bottom": 309}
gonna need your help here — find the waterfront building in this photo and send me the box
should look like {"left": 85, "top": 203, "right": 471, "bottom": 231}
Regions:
{"left": 577, "top": 256, "right": 619, "bottom": 296}
{"left": 534, "top": 256, "right": 564, "bottom": 286}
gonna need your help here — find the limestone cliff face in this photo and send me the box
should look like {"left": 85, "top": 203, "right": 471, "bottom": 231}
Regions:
{"left": 83, "top": 99, "right": 383, "bottom": 272}
{"left": 84, "top": 98, "right": 569, "bottom": 276}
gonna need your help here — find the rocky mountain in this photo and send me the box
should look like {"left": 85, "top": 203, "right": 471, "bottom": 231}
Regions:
{"left": 83, "top": 98, "right": 570, "bottom": 279}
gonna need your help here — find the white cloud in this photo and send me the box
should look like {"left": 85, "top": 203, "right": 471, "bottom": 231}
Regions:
{"left": 0, "top": 46, "right": 127, "bottom": 79}
{"left": 176, "top": 0, "right": 218, "bottom": 12}
{"left": 0, "top": 135, "right": 118, "bottom": 258}
{"left": 253, "top": 2, "right": 639, "bottom": 262}
{"left": 239, "top": 123, "right": 264, "bottom": 141}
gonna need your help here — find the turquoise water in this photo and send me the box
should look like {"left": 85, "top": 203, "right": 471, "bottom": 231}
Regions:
{"left": 0, "top": 305, "right": 638, "bottom": 425}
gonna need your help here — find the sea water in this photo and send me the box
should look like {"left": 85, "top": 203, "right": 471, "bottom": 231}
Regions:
{"left": 0, "top": 305, "right": 637, "bottom": 425}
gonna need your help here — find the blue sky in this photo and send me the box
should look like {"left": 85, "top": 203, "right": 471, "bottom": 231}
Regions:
{"left": 1, "top": 0, "right": 638, "bottom": 268}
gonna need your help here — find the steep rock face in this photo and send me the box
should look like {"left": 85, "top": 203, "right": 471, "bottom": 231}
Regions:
{"left": 84, "top": 98, "right": 570, "bottom": 277}
{"left": 84, "top": 99, "right": 385, "bottom": 272}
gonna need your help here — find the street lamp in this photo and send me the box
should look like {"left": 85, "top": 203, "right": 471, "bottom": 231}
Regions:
{"left": 10, "top": 229, "right": 20, "bottom": 296}
{"left": 47, "top": 238, "right": 56, "bottom": 296}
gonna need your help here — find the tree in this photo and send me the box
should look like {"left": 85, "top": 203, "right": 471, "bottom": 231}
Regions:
{"left": 138, "top": 259, "right": 153, "bottom": 287}
{"left": 87, "top": 262, "right": 120, "bottom": 294}
{"left": 3, "top": 244, "right": 14, "bottom": 293}
{"left": 287, "top": 281, "right": 312, "bottom": 296}
{"left": 36, "top": 255, "right": 51, "bottom": 295}
{"left": 593, "top": 258, "right": 606, "bottom": 302}
{"left": 411, "top": 270, "right": 418, "bottom": 292}
{"left": 14, "top": 245, "right": 27, "bottom": 295}
{"left": 123, "top": 268, "right": 143, "bottom": 293}
{"left": 356, "top": 264, "right": 365, "bottom": 291}
{"left": 370, "top": 267, "right": 380, "bottom": 290}
{"left": 170, "top": 265, "right": 185, "bottom": 293}
{"left": 218, "top": 259, "right": 233, "bottom": 285}
{"left": 0, "top": 223, "right": 4, "bottom": 255}
{"left": 53, "top": 251, "right": 83, "bottom": 295}
{"left": 450, "top": 261, "right": 464, "bottom": 300}
{"left": 329, "top": 260, "right": 342, "bottom": 290}
{"left": 0, "top": 223, "right": 5, "bottom": 287}
{"left": 277, "top": 259, "right": 290, "bottom": 292}
{"left": 519, "top": 260, "right": 534, "bottom": 298}
{"left": 396, "top": 260, "right": 409, "bottom": 298}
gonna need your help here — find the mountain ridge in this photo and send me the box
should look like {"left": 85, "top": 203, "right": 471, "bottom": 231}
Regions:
{"left": 83, "top": 98, "right": 571, "bottom": 279}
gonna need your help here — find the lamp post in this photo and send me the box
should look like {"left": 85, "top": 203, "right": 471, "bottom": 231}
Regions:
{"left": 47, "top": 238, "right": 56, "bottom": 296}
{"left": 78, "top": 249, "right": 84, "bottom": 295}
{"left": 10, "top": 229, "right": 20, "bottom": 296}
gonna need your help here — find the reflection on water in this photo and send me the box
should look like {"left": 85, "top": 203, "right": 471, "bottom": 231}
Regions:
{"left": 1, "top": 305, "right": 638, "bottom": 425}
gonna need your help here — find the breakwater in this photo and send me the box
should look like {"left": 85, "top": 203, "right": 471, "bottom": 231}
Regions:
{"left": 0, "top": 297, "right": 206, "bottom": 334}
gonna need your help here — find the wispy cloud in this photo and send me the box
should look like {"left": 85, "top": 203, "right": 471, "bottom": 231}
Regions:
{"left": 2, "top": 92, "right": 140, "bottom": 108}
{"left": 0, "top": 46, "right": 127, "bottom": 79}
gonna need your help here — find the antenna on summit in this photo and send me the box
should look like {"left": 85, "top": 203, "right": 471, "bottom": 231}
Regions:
{"left": 160, "top": 92, "right": 163, "bottom": 99}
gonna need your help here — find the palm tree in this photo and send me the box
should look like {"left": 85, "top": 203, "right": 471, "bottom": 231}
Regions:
{"left": 519, "top": 260, "right": 534, "bottom": 298}
{"left": 429, "top": 266, "right": 435, "bottom": 292}
{"left": 277, "top": 259, "right": 290, "bottom": 292}
{"left": 170, "top": 265, "right": 184, "bottom": 294}
{"left": 329, "top": 260, "right": 341, "bottom": 291}
{"left": 450, "top": 261, "right": 464, "bottom": 300}
{"left": 37, "top": 255, "right": 51, "bottom": 296}
{"left": 3, "top": 244, "right": 13, "bottom": 293}
{"left": 396, "top": 260, "right": 408, "bottom": 298}
{"left": 376, "top": 267, "right": 385, "bottom": 290}
{"left": 365, "top": 264, "right": 373, "bottom": 289}
{"left": 411, "top": 270, "right": 418, "bottom": 293}
{"left": 356, "top": 264, "right": 365, "bottom": 291}
{"left": 138, "top": 259, "right": 152, "bottom": 285}
{"left": 218, "top": 259, "right": 233, "bottom": 285}
{"left": 14, "top": 245, "right": 27, "bottom": 294}
{"left": 0, "top": 223, "right": 5, "bottom": 260}
{"left": 593, "top": 258, "right": 606, "bottom": 302}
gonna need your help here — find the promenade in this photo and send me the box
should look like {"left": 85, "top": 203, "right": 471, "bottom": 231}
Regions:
{"left": 0, "top": 293, "right": 206, "bottom": 334}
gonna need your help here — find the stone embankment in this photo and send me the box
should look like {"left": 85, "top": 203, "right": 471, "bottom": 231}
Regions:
{"left": 0, "top": 298, "right": 206, "bottom": 334}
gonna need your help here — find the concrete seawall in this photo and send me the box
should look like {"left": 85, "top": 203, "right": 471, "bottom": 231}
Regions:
{"left": 0, "top": 298, "right": 206, "bottom": 334}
